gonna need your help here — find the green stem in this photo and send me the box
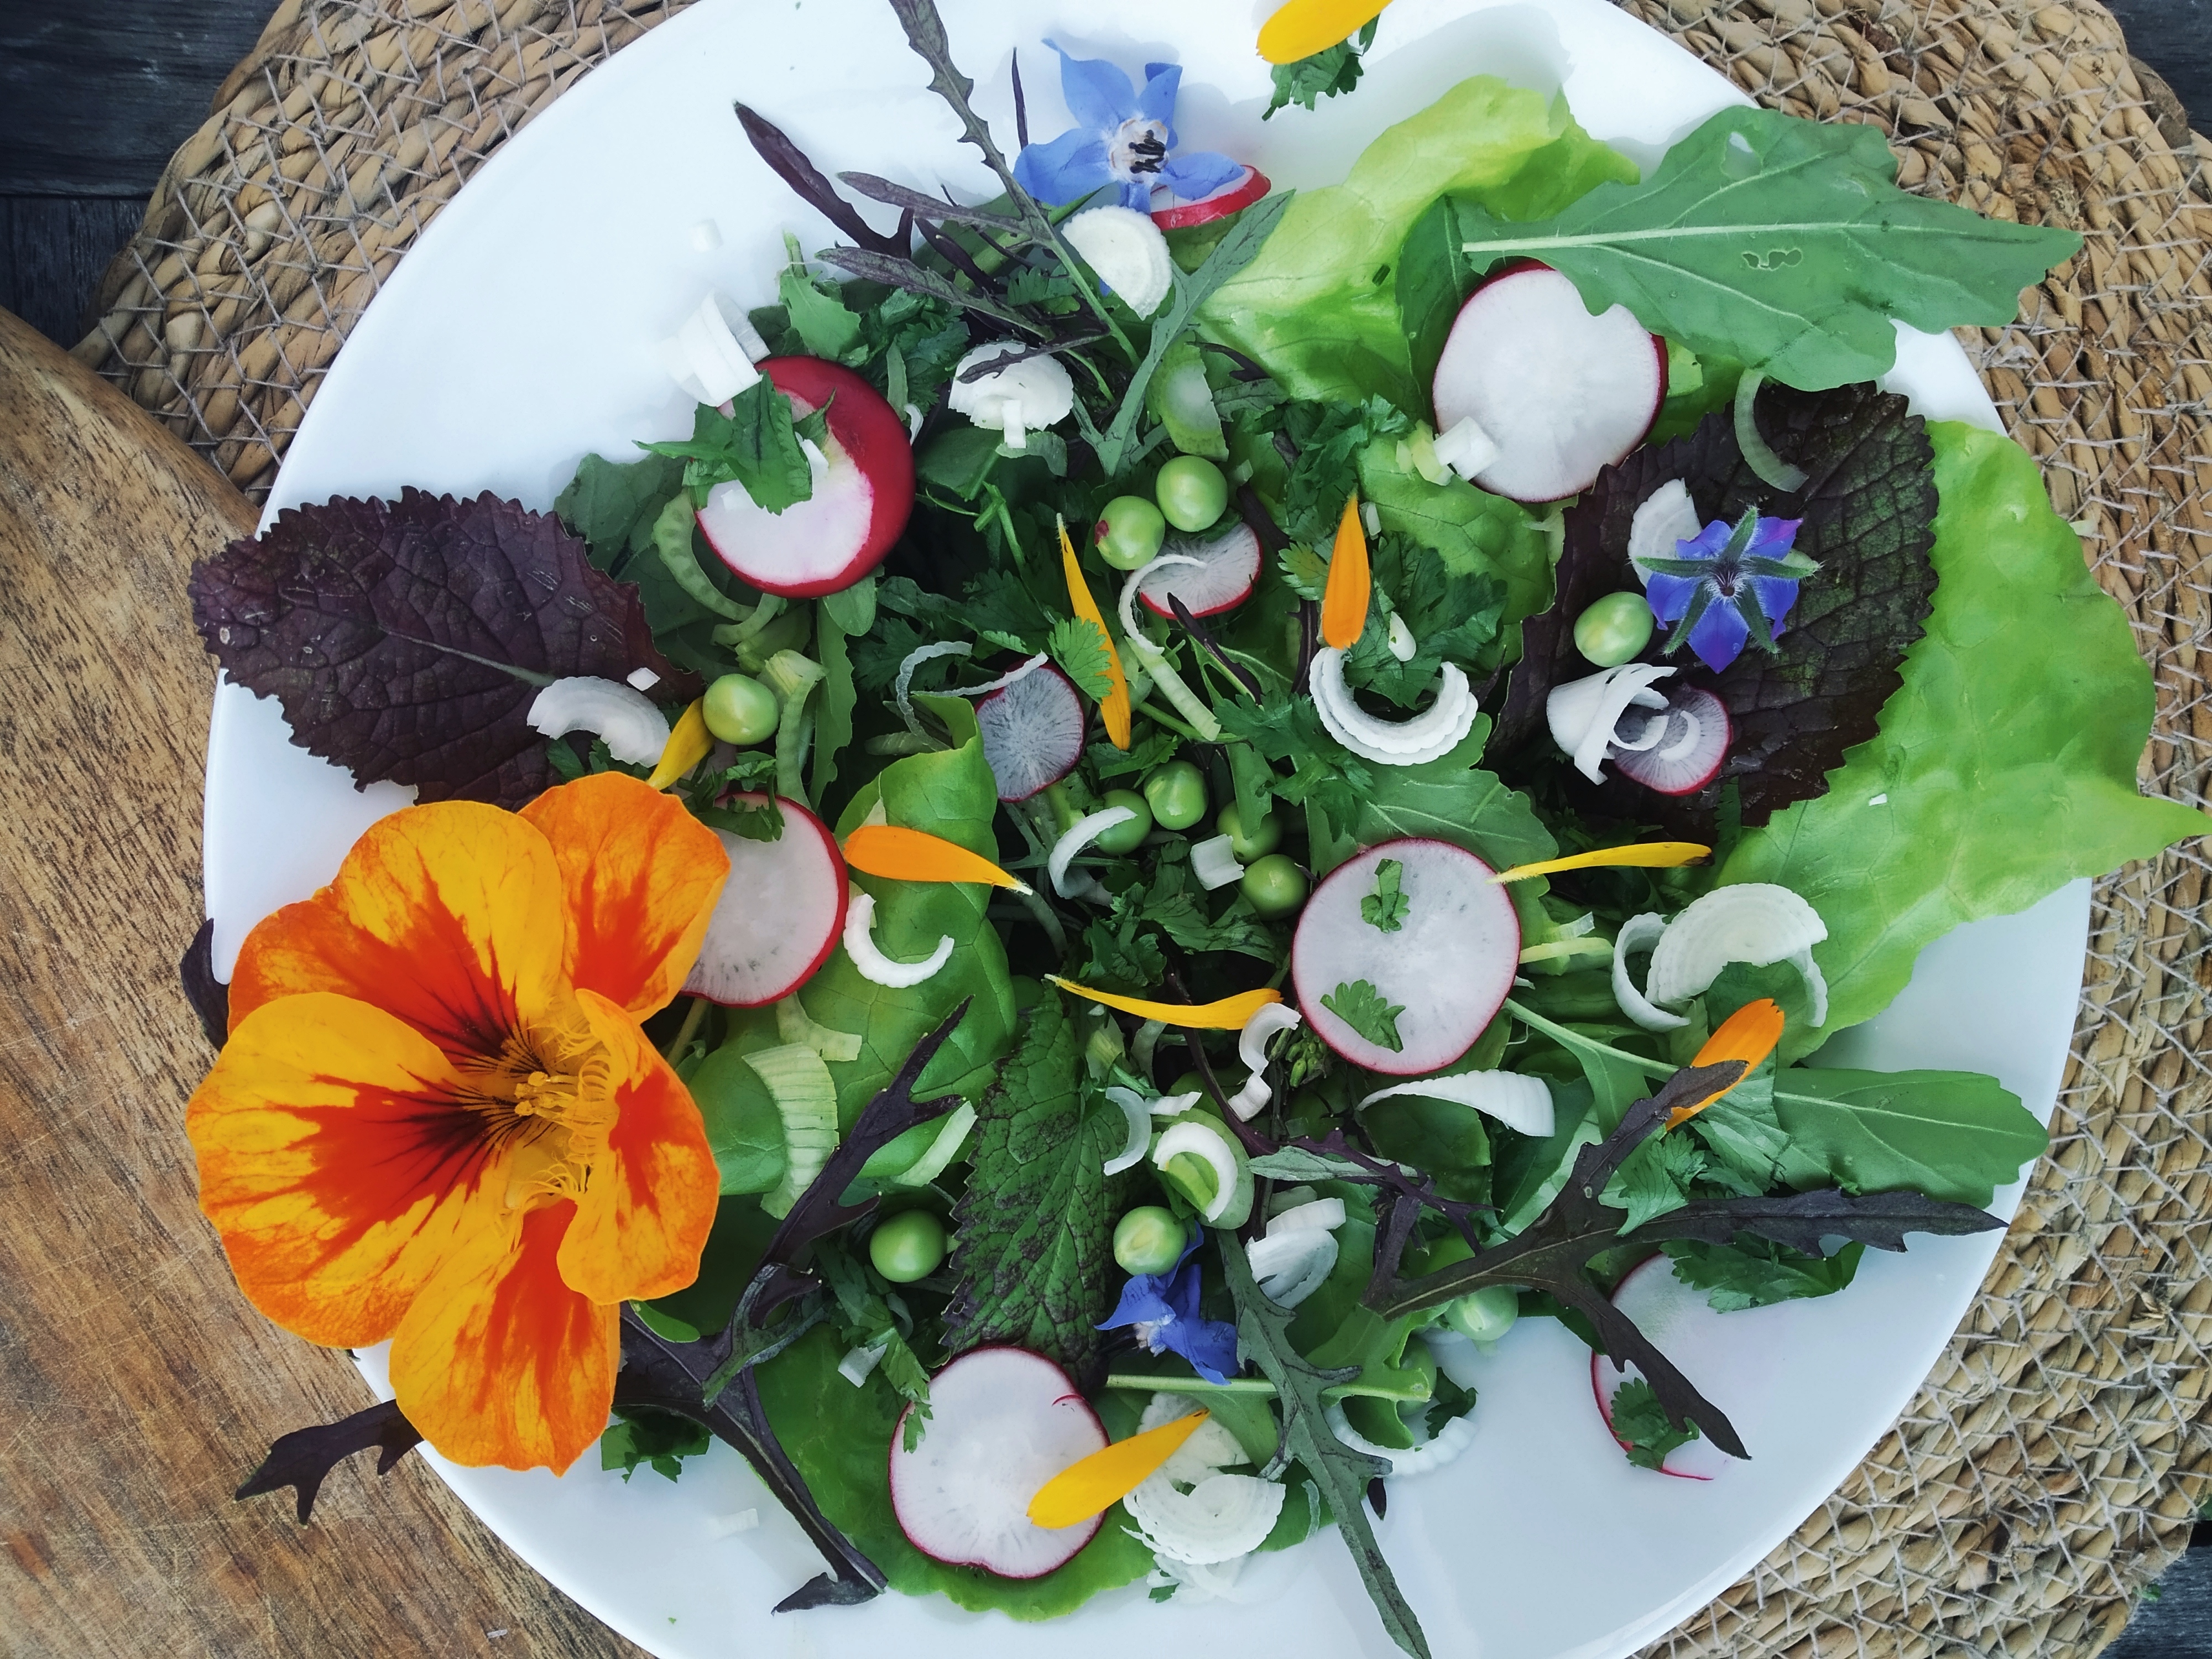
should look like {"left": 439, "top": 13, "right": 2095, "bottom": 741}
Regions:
{"left": 1131, "top": 698, "right": 1203, "bottom": 742}
{"left": 1503, "top": 998, "right": 1670, "bottom": 1079}
{"left": 663, "top": 995, "right": 709, "bottom": 1061}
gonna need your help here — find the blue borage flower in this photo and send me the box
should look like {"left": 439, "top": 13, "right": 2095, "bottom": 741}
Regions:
{"left": 1640, "top": 507, "right": 1818, "bottom": 673}
{"left": 1013, "top": 44, "right": 1243, "bottom": 212}
{"left": 1098, "top": 1233, "right": 1240, "bottom": 1384}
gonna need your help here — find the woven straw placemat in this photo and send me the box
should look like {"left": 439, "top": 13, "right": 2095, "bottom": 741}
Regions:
{"left": 72, "top": 1, "right": 2212, "bottom": 1654}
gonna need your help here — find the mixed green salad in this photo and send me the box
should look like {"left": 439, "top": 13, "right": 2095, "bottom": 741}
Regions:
{"left": 189, "top": 3, "right": 2207, "bottom": 1653}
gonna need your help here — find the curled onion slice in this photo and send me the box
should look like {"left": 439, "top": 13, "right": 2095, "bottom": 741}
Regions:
{"left": 1645, "top": 884, "right": 1828, "bottom": 1016}
{"left": 1308, "top": 647, "right": 1478, "bottom": 766}
{"left": 951, "top": 651, "right": 1048, "bottom": 700}
{"left": 894, "top": 641, "right": 971, "bottom": 735}
{"left": 1123, "top": 1447, "right": 1284, "bottom": 1566}
{"left": 842, "top": 889, "right": 953, "bottom": 988}
{"left": 1546, "top": 663, "right": 1677, "bottom": 784}
{"left": 1611, "top": 911, "right": 1688, "bottom": 1031}
{"left": 1049, "top": 805, "right": 1139, "bottom": 899}
{"left": 1191, "top": 834, "right": 1246, "bottom": 893}
{"left": 1118, "top": 556, "right": 1223, "bottom": 740}
{"left": 526, "top": 676, "right": 670, "bottom": 765}
{"left": 656, "top": 292, "right": 761, "bottom": 405}
{"left": 1225, "top": 1002, "right": 1303, "bottom": 1120}
{"left": 1102, "top": 1086, "right": 1152, "bottom": 1176}
{"left": 1152, "top": 1118, "right": 1249, "bottom": 1225}
{"left": 1627, "top": 479, "right": 1702, "bottom": 586}
{"left": 1324, "top": 1403, "right": 1479, "bottom": 1480}
{"left": 894, "top": 1101, "right": 975, "bottom": 1188}
{"left": 1358, "top": 1070, "right": 1555, "bottom": 1138}
{"left": 1245, "top": 1227, "right": 1337, "bottom": 1308}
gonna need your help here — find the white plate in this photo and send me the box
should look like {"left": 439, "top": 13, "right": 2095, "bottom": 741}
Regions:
{"left": 200, "top": 1, "right": 2087, "bottom": 1655}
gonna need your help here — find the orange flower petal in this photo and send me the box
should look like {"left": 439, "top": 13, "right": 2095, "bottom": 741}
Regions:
{"left": 646, "top": 698, "right": 714, "bottom": 790}
{"left": 1029, "top": 1409, "right": 1210, "bottom": 1528}
{"left": 186, "top": 992, "right": 514, "bottom": 1348}
{"left": 1060, "top": 517, "right": 1132, "bottom": 750}
{"left": 1319, "top": 493, "right": 1370, "bottom": 650}
{"left": 1492, "top": 842, "right": 1712, "bottom": 884}
{"left": 842, "top": 823, "right": 1031, "bottom": 894}
{"left": 518, "top": 772, "right": 729, "bottom": 1019}
{"left": 227, "top": 799, "right": 568, "bottom": 1065}
{"left": 388, "top": 1200, "right": 618, "bottom": 1472}
{"left": 557, "top": 989, "right": 720, "bottom": 1305}
{"left": 1259, "top": 0, "right": 1394, "bottom": 64}
{"left": 1670, "top": 998, "right": 1787, "bottom": 1128}
{"left": 1046, "top": 976, "right": 1282, "bottom": 1029}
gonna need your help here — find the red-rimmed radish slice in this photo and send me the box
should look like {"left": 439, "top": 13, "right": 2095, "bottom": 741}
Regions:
{"left": 696, "top": 357, "right": 914, "bottom": 598}
{"left": 1150, "top": 164, "right": 1271, "bottom": 231}
{"left": 1291, "top": 838, "right": 1520, "bottom": 1075}
{"left": 681, "top": 794, "right": 847, "bottom": 1006}
{"left": 1136, "top": 524, "right": 1263, "bottom": 619}
{"left": 975, "top": 662, "right": 1084, "bottom": 802}
{"left": 1592, "top": 1253, "right": 1769, "bottom": 1481}
{"left": 1431, "top": 262, "right": 1666, "bottom": 503}
{"left": 1610, "top": 687, "right": 1731, "bottom": 795}
{"left": 889, "top": 1347, "right": 1108, "bottom": 1578}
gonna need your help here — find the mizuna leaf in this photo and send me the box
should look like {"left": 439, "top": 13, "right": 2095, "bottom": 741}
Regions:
{"left": 1453, "top": 106, "right": 2082, "bottom": 390}
{"left": 234, "top": 1398, "right": 422, "bottom": 1524}
{"left": 191, "top": 489, "right": 665, "bottom": 808}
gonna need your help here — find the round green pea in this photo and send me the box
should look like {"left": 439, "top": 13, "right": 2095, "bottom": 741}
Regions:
{"left": 702, "top": 672, "right": 780, "bottom": 745}
{"left": 1095, "top": 789, "right": 1153, "bottom": 854}
{"left": 1112, "top": 1206, "right": 1187, "bottom": 1276}
{"left": 1572, "top": 591, "right": 1656, "bottom": 668}
{"left": 1142, "top": 760, "right": 1208, "bottom": 831}
{"left": 1095, "top": 495, "right": 1169, "bottom": 571}
{"left": 868, "top": 1210, "right": 948, "bottom": 1283}
{"left": 1215, "top": 801, "right": 1282, "bottom": 861}
{"left": 1240, "top": 854, "right": 1308, "bottom": 919}
{"left": 1154, "top": 456, "right": 1229, "bottom": 533}
{"left": 1440, "top": 1284, "right": 1520, "bottom": 1345}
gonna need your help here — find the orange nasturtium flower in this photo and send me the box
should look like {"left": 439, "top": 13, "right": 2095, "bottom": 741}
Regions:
{"left": 185, "top": 772, "right": 729, "bottom": 1473}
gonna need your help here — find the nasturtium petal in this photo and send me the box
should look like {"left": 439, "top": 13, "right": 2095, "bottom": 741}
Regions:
{"left": 187, "top": 991, "right": 513, "bottom": 1349}
{"left": 1046, "top": 977, "right": 1283, "bottom": 1029}
{"left": 1060, "top": 520, "right": 1131, "bottom": 750}
{"left": 227, "top": 798, "right": 569, "bottom": 1064}
{"left": 1321, "top": 493, "right": 1370, "bottom": 650}
{"left": 1028, "top": 1409, "right": 1212, "bottom": 1527}
{"left": 518, "top": 772, "right": 728, "bottom": 1018}
{"left": 389, "top": 1199, "right": 618, "bottom": 1473}
{"left": 842, "top": 823, "right": 1030, "bottom": 893}
{"left": 646, "top": 697, "right": 714, "bottom": 790}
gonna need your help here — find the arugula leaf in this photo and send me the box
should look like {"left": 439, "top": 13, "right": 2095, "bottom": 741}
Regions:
{"left": 1663, "top": 1236, "right": 1864, "bottom": 1312}
{"left": 1047, "top": 613, "right": 1115, "bottom": 699}
{"left": 1453, "top": 107, "right": 2082, "bottom": 390}
{"left": 640, "top": 378, "right": 816, "bottom": 511}
{"left": 779, "top": 265, "right": 864, "bottom": 361}
{"left": 1262, "top": 18, "right": 1374, "bottom": 120}
{"left": 190, "top": 489, "right": 666, "bottom": 809}
{"left": 943, "top": 994, "right": 1126, "bottom": 1379}
{"left": 1606, "top": 1378, "right": 1699, "bottom": 1472}
{"left": 1322, "top": 980, "right": 1405, "bottom": 1052}
{"left": 1768, "top": 1068, "right": 2046, "bottom": 1207}
{"left": 600, "top": 1405, "right": 712, "bottom": 1483}
{"left": 1361, "top": 859, "right": 1408, "bottom": 931}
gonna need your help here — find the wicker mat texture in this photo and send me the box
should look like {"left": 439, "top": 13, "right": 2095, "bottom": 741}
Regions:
{"left": 71, "top": 1, "right": 2212, "bottom": 1655}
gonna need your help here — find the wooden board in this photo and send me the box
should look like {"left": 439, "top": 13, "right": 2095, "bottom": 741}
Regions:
{"left": 0, "top": 305, "right": 643, "bottom": 1658}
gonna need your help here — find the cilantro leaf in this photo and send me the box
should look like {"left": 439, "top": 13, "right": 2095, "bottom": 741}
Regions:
{"left": 1606, "top": 1378, "right": 1700, "bottom": 1472}
{"left": 601, "top": 1405, "right": 713, "bottom": 1483}
{"left": 191, "top": 489, "right": 666, "bottom": 809}
{"left": 1322, "top": 980, "right": 1405, "bottom": 1052}
{"left": 1360, "top": 859, "right": 1407, "bottom": 932}
{"left": 1047, "top": 614, "right": 1115, "bottom": 699}
{"left": 1452, "top": 106, "right": 2081, "bottom": 390}
{"left": 1264, "top": 37, "right": 1366, "bottom": 120}
{"left": 640, "top": 377, "right": 817, "bottom": 512}
{"left": 1662, "top": 1236, "right": 1865, "bottom": 1313}
{"left": 943, "top": 995, "right": 1125, "bottom": 1380}
{"left": 1278, "top": 543, "right": 1329, "bottom": 600}
{"left": 1277, "top": 397, "right": 1413, "bottom": 546}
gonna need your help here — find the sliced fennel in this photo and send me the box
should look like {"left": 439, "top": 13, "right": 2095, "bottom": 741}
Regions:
{"left": 745, "top": 1042, "right": 838, "bottom": 1219}
{"left": 1358, "top": 1070, "right": 1556, "bottom": 1138}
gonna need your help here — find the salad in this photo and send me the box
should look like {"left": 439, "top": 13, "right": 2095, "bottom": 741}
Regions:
{"left": 178, "top": 2, "right": 2208, "bottom": 1655}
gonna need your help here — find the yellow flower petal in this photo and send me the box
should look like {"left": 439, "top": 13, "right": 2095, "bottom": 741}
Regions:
{"left": 1028, "top": 1410, "right": 1211, "bottom": 1530}
{"left": 843, "top": 823, "right": 1032, "bottom": 894}
{"left": 1670, "top": 998, "right": 1785, "bottom": 1127}
{"left": 1047, "top": 976, "right": 1282, "bottom": 1030}
{"left": 1491, "top": 842, "right": 1712, "bottom": 884}
{"left": 1258, "top": 0, "right": 1395, "bottom": 64}
{"left": 1319, "top": 493, "right": 1369, "bottom": 650}
{"left": 1060, "top": 517, "right": 1132, "bottom": 750}
{"left": 646, "top": 698, "right": 714, "bottom": 790}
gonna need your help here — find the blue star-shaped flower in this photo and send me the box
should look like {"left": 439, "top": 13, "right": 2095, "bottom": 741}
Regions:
{"left": 1013, "top": 44, "right": 1243, "bottom": 212}
{"left": 1641, "top": 507, "right": 1817, "bottom": 673}
{"left": 1098, "top": 1234, "right": 1240, "bottom": 1384}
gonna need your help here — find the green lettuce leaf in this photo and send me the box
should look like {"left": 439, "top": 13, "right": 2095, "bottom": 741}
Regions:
{"left": 1452, "top": 107, "right": 2083, "bottom": 390}
{"left": 1202, "top": 77, "right": 1637, "bottom": 410}
{"left": 1724, "top": 422, "right": 2208, "bottom": 1054}
{"left": 1357, "top": 436, "right": 1554, "bottom": 633}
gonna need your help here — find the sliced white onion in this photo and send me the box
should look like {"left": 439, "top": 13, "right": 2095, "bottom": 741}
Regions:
{"left": 838, "top": 1339, "right": 888, "bottom": 1387}
{"left": 1358, "top": 1070, "right": 1554, "bottom": 1138}
{"left": 1048, "top": 806, "right": 1139, "bottom": 899}
{"left": 1324, "top": 1403, "right": 1478, "bottom": 1480}
{"left": 1102, "top": 1086, "right": 1152, "bottom": 1176}
{"left": 1386, "top": 612, "right": 1417, "bottom": 662}
{"left": 842, "top": 889, "right": 953, "bottom": 988}
{"left": 1138, "top": 1394, "right": 1250, "bottom": 1477}
{"left": 1265, "top": 1196, "right": 1345, "bottom": 1236}
{"left": 776, "top": 994, "right": 864, "bottom": 1063}
{"left": 1432, "top": 413, "right": 1502, "bottom": 482}
{"left": 1118, "top": 556, "right": 1223, "bottom": 741}
{"left": 1788, "top": 947, "right": 1830, "bottom": 1027}
{"left": 1644, "top": 884, "right": 1829, "bottom": 1010}
{"left": 1627, "top": 479, "right": 1703, "bottom": 587}
{"left": 1546, "top": 663, "right": 1677, "bottom": 784}
{"left": 1150, "top": 1091, "right": 1203, "bottom": 1118}
{"left": 1063, "top": 205, "right": 1173, "bottom": 319}
{"left": 1610, "top": 707, "right": 1667, "bottom": 752}
{"left": 1124, "top": 1469, "right": 1285, "bottom": 1566}
{"left": 527, "top": 676, "right": 671, "bottom": 765}
{"left": 1223, "top": 1001, "right": 1302, "bottom": 1120}
{"left": 656, "top": 293, "right": 761, "bottom": 405}
{"left": 1309, "top": 647, "right": 1479, "bottom": 766}
{"left": 1245, "top": 1227, "right": 1338, "bottom": 1308}
{"left": 951, "top": 651, "right": 1048, "bottom": 700}
{"left": 894, "top": 1102, "right": 976, "bottom": 1188}
{"left": 625, "top": 666, "right": 661, "bottom": 692}
{"left": 1611, "top": 911, "right": 1688, "bottom": 1031}
{"left": 1191, "top": 834, "right": 1246, "bottom": 892}
{"left": 894, "top": 640, "right": 971, "bottom": 735}
{"left": 1152, "top": 1119, "right": 1242, "bottom": 1224}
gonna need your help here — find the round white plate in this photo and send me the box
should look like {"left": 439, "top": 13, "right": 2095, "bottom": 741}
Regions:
{"left": 201, "top": 1, "right": 2087, "bottom": 1655}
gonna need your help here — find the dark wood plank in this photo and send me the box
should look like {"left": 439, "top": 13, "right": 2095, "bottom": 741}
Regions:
{"left": 2107, "top": 1546, "right": 2212, "bottom": 1658}
{"left": 2103, "top": 0, "right": 2210, "bottom": 127}
{"left": 0, "top": 197, "right": 144, "bottom": 347}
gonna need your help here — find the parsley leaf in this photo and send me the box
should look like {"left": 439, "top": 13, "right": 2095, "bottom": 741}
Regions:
{"left": 1361, "top": 859, "right": 1407, "bottom": 932}
{"left": 1607, "top": 1378, "right": 1700, "bottom": 1472}
{"left": 1089, "top": 729, "right": 1181, "bottom": 779}
{"left": 943, "top": 995, "right": 1126, "bottom": 1380}
{"left": 1047, "top": 614, "right": 1115, "bottom": 699}
{"left": 1663, "top": 1236, "right": 1865, "bottom": 1312}
{"left": 639, "top": 377, "right": 817, "bottom": 512}
{"left": 601, "top": 1405, "right": 713, "bottom": 1483}
{"left": 1262, "top": 17, "right": 1379, "bottom": 121}
{"left": 1277, "top": 397, "right": 1413, "bottom": 546}
{"left": 1322, "top": 979, "right": 1405, "bottom": 1052}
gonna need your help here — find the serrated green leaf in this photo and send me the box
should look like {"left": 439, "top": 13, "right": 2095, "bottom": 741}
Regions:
{"left": 1321, "top": 979, "right": 1405, "bottom": 1052}
{"left": 1662, "top": 1236, "right": 1864, "bottom": 1312}
{"left": 1768, "top": 1068, "right": 2046, "bottom": 1207}
{"left": 1360, "top": 859, "right": 1408, "bottom": 931}
{"left": 1605, "top": 1377, "right": 1699, "bottom": 1472}
{"left": 1047, "top": 614, "right": 1115, "bottom": 700}
{"left": 779, "top": 267, "right": 865, "bottom": 360}
{"left": 640, "top": 377, "right": 816, "bottom": 512}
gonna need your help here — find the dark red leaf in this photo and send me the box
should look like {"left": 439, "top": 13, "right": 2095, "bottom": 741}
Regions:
{"left": 234, "top": 1397, "right": 422, "bottom": 1524}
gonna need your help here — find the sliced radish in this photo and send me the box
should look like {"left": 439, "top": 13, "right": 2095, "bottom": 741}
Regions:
{"left": 1291, "top": 838, "right": 1520, "bottom": 1075}
{"left": 975, "top": 662, "right": 1084, "bottom": 802}
{"left": 696, "top": 357, "right": 915, "bottom": 598}
{"left": 1593, "top": 1253, "right": 1765, "bottom": 1480}
{"left": 889, "top": 1347, "right": 1109, "bottom": 1578}
{"left": 1431, "top": 262, "right": 1666, "bottom": 503}
{"left": 1150, "top": 164, "right": 1271, "bottom": 231}
{"left": 681, "top": 795, "right": 847, "bottom": 1006}
{"left": 1609, "top": 688, "right": 1731, "bottom": 795}
{"left": 1135, "top": 524, "right": 1262, "bottom": 619}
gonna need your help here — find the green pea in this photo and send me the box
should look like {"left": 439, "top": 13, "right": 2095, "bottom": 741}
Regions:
{"left": 1440, "top": 1285, "right": 1520, "bottom": 1345}
{"left": 1142, "top": 760, "right": 1208, "bottom": 831}
{"left": 1112, "top": 1206, "right": 1187, "bottom": 1275}
{"left": 868, "top": 1211, "right": 948, "bottom": 1284}
{"left": 1094, "top": 789, "right": 1153, "bottom": 854}
{"left": 1215, "top": 801, "right": 1282, "bottom": 860}
{"left": 1240, "top": 854, "right": 1308, "bottom": 919}
{"left": 701, "top": 672, "right": 780, "bottom": 745}
{"left": 1095, "top": 495, "right": 1169, "bottom": 571}
{"left": 1572, "top": 591, "right": 1656, "bottom": 668}
{"left": 1155, "top": 456, "right": 1229, "bottom": 533}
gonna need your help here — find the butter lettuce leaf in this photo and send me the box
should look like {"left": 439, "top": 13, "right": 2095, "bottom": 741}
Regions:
{"left": 1202, "top": 76, "right": 1637, "bottom": 410}
{"left": 1725, "top": 423, "right": 2209, "bottom": 1056}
